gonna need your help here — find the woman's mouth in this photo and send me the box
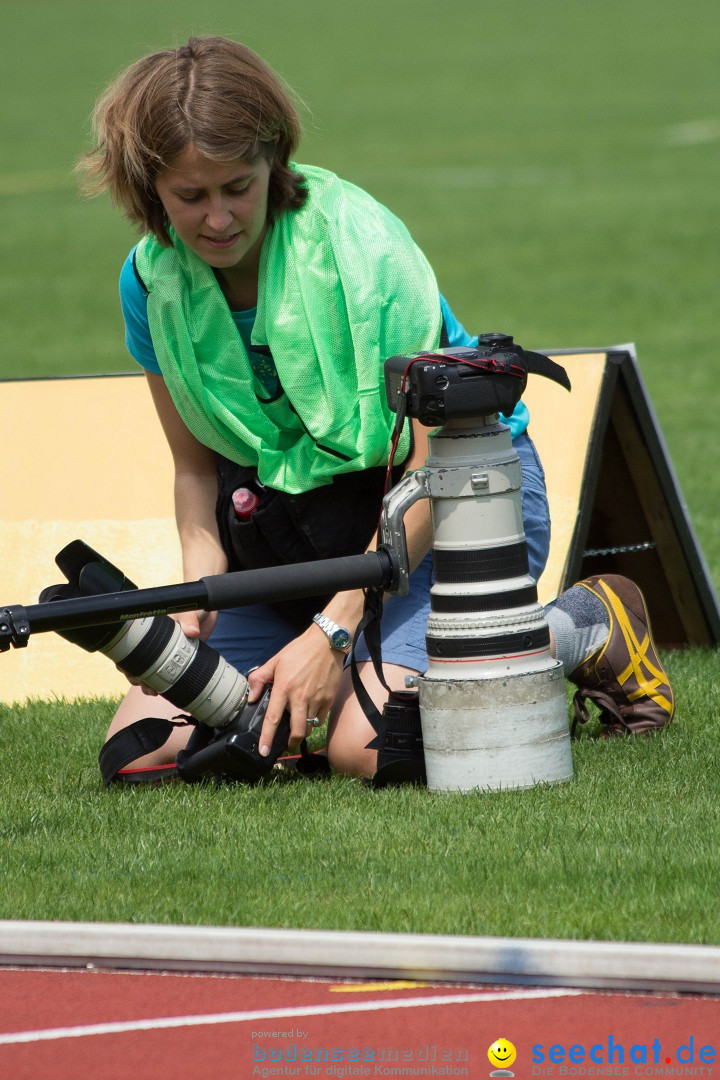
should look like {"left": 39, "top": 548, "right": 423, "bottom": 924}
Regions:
{"left": 202, "top": 232, "right": 241, "bottom": 249}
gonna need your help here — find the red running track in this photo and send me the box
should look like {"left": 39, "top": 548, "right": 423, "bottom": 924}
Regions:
{"left": 0, "top": 967, "right": 718, "bottom": 1080}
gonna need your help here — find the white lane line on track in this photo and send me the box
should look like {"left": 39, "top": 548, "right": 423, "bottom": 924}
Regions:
{"left": 0, "top": 987, "right": 582, "bottom": 1045}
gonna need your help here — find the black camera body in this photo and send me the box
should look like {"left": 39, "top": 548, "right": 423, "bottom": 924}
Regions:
{"left": 384, "top": 333, "right": 570, "bottom": 426}
{"left": 176, "top": 684, "right": 291, "bottom": 784}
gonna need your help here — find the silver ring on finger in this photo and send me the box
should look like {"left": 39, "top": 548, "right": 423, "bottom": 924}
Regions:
{"left": 306, "top": 717, "right": 322, "bottom": 728}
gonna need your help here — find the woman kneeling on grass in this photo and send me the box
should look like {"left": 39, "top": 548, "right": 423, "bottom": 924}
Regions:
{"left": 79, "top": 36, "right": 674, "bottom": 779}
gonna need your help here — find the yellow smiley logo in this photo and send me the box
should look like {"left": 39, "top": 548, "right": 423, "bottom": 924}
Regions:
{"left": 488, "top": 1039, "right": 517, "bottom": 1069}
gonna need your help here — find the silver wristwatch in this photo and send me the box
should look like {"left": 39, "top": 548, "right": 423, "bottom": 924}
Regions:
{"left": 312, "top": 613, "right": 352, "bottom": 652}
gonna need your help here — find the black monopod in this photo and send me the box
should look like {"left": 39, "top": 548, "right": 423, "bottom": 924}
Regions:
{"left": 0, "top": 545, "right": 397, "bottom": 653}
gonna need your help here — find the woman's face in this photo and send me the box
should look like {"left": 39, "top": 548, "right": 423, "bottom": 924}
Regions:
{"left": 155, "top": 145, "right": 272, "bottom": 275}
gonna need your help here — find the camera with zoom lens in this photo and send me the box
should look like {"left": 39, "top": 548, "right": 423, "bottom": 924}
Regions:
{"left": 384, "top": 333, "right": 570, "bottom": 426}
{"left": 40, "top": 540, "right": 250, "bottom": 727}
{"left": 41, "top": 541, "right": 290, "bottom": 783}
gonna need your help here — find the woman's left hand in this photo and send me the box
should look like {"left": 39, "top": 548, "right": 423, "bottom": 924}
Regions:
{"left": 248, "top": 625, "right": 346, "bottom": 756}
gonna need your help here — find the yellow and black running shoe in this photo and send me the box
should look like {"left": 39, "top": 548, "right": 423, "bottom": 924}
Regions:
{"left": 568, "top": 574, "right": 675, "bottom": 736}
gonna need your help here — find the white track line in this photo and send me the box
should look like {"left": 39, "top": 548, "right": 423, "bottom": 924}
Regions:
{"left": 0, "top": 988, "right": 581, "bottom": 1046}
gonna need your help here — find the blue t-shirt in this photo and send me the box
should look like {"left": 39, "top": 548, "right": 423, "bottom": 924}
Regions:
{"left": 119, "top": 246, "right": 529, "bottom": 438}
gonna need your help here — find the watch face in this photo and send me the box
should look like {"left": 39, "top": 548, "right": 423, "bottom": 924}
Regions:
{"left": 330, "top": 628, "right": 352, "bottom": 650}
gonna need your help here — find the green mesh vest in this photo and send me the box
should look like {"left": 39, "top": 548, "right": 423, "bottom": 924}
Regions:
{"left": 135, "top": 164, "right": 441, "bottom": 494}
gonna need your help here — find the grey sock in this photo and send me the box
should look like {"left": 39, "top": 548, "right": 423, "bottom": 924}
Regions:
{"left": 544, "top": 585, "right": 610, "bottom": 675}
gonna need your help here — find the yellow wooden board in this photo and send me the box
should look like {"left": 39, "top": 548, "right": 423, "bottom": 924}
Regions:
{"left": 522, "top": 353, "right": 607, "bottom": 604}
{"left": 0, "top": 356, "right": 606, "bottom": 704}
{"left": 1, "top": 375, "right": 180, "bottom": 704}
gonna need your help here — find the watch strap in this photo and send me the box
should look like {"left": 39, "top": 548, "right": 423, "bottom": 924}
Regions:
{"left": 312, "top": 613, "right": 352, "bottom": 652}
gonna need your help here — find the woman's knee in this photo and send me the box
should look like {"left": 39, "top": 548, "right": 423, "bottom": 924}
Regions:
{"left": 326, "top": 672, "right": 378, "bottom": 777}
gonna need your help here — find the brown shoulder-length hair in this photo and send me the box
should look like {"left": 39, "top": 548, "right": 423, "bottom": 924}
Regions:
{"left": 78, "top": 36, "right": 307, "bottom": 245}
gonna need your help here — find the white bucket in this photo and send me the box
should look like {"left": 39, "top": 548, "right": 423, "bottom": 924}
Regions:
{"left": 418, "top": 664, "right": 573, "bottom": 792}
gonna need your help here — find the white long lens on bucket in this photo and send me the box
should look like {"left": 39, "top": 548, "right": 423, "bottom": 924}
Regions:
{"left": 417, "top": 414, "right": 574, "bottom": 793}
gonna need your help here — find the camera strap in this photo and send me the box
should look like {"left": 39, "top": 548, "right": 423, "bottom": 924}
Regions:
{"left": 349, "top": 585, "right": 388, "bottom": 731}
{"left": 98, "top": 715, "right": 194, "bottom": 785}
{"left": 343, "top": 386, "right": 426, "bottom": 787}
{"left": 350, "top": 585, "right": 426, "bottom": 788}
{"left": 98, "top": 713, "right": 330, "bottom": 786}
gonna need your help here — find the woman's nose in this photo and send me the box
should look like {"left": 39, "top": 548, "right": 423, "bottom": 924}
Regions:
{"left": 205, "top": 197, "right": 233, "bottom": 232}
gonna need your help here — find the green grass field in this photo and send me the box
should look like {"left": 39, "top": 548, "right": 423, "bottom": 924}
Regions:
{"left": 1, "top": 0, "right": 719, "bottom": 943}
